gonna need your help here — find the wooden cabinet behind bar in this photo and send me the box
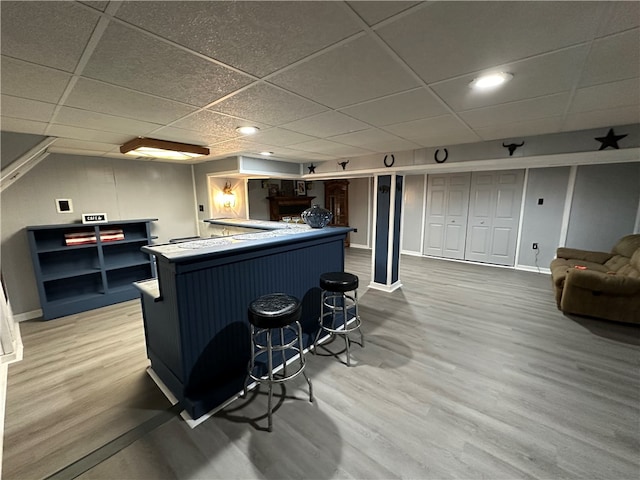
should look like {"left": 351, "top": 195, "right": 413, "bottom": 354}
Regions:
{"left": 325, "top": 179, "right": 349, "bottom": 246}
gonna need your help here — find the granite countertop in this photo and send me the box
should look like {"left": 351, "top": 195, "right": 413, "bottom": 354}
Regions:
{"left": 143, "top": 218, "right": 351, "bottom": 262}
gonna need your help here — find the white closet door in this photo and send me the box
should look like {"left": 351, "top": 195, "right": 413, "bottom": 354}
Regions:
{"left": 465, "top": 170, "right": 524, "bottom": 265}
{"left": 423, "top": 173, "right": 470, "bottom": 259}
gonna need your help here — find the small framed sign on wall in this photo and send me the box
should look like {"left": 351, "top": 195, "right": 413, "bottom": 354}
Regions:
{"left": 82, "top": 213, "right": 108, "bottom": 224}
{"left": 56, "top": 198, "right": 73, "bottom": 213}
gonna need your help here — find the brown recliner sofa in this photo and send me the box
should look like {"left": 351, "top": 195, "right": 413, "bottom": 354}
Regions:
{"left": 550, "top": 234, "right": 640, "bottom": 324}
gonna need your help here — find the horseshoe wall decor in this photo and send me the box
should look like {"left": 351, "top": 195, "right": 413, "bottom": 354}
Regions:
{"left": 384, "top": 154, "right": 395, "bottom": 167}
{"left": 434, "top": 148, "right": 448, "bottom": 163}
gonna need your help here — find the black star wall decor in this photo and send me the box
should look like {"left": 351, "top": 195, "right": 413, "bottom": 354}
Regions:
{"left": 307, "top": 163, "right": 316, "bottom": 174}
{"left": 595, "top": 128, "right": 627, "bottom": 150}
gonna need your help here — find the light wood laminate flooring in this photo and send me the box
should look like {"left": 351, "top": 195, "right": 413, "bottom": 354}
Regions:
{"left": 4, "top": 249, "right": 639, "bottom": 479}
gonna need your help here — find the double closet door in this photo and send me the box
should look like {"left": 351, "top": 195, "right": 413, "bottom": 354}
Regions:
{"left": 423, "top": 170, "right": 524, "bottom": 266}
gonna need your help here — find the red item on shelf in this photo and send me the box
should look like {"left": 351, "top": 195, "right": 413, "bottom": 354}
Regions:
{"left": 64, "top": 229, "right": 124, "bottom": 245}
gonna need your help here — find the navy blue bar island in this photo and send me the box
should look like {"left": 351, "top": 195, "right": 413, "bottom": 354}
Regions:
{"left": 136, "top": 219, "right": 352, "bottom": 422}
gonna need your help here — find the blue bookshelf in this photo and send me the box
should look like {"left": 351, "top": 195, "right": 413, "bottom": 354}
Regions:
{"left": 27, "top": 219, "right": 157, "bottom": 320}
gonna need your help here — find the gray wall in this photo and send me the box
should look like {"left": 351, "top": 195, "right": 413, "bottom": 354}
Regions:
{"left": 518, "top": 167, "right": 571, "bottom": 268}
{"left": 1, "top": 152, "right": 196, "bottom": 316}
{"left": 390, "top": 162, "right": 639, "bottom": 268}
{"left": 401, "top": 175, "right": 425, "bottom": 253}
{"left": 247, "top": 179, "right": 270, "bottom": 220}
{"left": 566, "top": 162, "right": 640, "bottom": 251}
{"left": 349, "top": 177, "right": 371, "bottom": 248}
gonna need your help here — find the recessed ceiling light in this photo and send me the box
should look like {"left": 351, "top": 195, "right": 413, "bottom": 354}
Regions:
{"left": 260, "top": 151, "right": 273, "bottom": 156}
{"left": 470, "top": 72, "right": 513, "bottom": 90}
{"left": 236, "top": 126, "right": 260, "bottom": 135}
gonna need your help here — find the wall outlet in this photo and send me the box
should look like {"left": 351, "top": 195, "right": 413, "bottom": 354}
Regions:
{"left": 532, "top": 242, "right": 538, "bottom": 250}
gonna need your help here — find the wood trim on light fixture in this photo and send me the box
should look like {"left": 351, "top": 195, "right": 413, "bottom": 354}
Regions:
{"left": 120, "top": 137, "right": 210, "bottom": 156}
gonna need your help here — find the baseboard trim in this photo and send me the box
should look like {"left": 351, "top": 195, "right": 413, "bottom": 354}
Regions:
{"left": 368, "top": 280, "right": 403, "bottom": 292}
{"left": 516, "top": 264, "right": 551, "bottom": 275}
{"left": 14, "top": 309, "right": 42, "bottom": 322}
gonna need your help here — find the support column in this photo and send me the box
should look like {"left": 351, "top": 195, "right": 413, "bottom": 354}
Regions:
{"left": 369, "top": 174, "right": 403, "bottom": 292}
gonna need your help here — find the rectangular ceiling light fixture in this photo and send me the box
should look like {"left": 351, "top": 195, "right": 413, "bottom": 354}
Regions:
{"left": 120, "top": 137, "right": 210, "bottom": 160}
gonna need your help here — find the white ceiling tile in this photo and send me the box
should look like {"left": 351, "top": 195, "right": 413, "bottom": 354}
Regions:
{"left": 211, "top": 83, "right": 327, "bottom": 125}
{"left": 270, "top": 35, "right": 420, "bottom": 108}
{"left": 347, "top": 1, "right": 422, "bottom": 26}
{"left": 64, "top": 78, "right": 197, "bottom": 124}
{"left": 431, "top": 46, "right": 589, "bottom": 112}
{"left": 55, "top": 107, "right": 162, "bottom": 136}
{"left": 292, "top": 139, "right": 375, "bottom": 157}
{"left": 281, "top": 111, "right": 370, "bottom": 137}
{"left": 474, "top": 117, "right": 564, "bottom": 141}
{"left": 79, "top": 1, "right": 109, "bottom": 12}
{"left": 274, "top": 149, "right": 337, "bottom": 162}
{"left": 376, "top": 1, "right": 604, "bottom": 83}
{"left": 45, "top": 124, "right": 132, "bottom": 144}
{"left": 383, "top": 115, "right": 480, "bottom": 147}
{"left": 47, "top": 146, "right": 110, "bottom": 157}
{"left": 150, "top": 126, "right": 222, "bottom": 146}
{"left": 82, "top": 23, "right": 253, "bottom": 107}
{"left": 0, "top": 117, "right": 48, "bottom": 135}
{"left": 579, "top": 30, "right": 640, "bottom": 87}
{"left": 247, "top": 128, "right": 317, "bottom": 147}
{"left": 1, "top": 95, "right": 55, "bottom": 123}
{"left": 459, "top": 93, "right": 570, "bottom": 129}
{"left": 563, "top": 106, "right": 640, "bottom": 132}
{"left": 1, "top": 1, "right": 637, "bottom": 165}
{"left": 0, "top": 1, "right": 100, "bottom": 72}
{"left": 597, "top": 2, "right": 640, "bottom": 37}
{"left": 48, "top": 141, "right": 115, "bottom": 157}
{"left": 116, "top": 1, "right": 361, "bottom": 77}
{"left": 571, "top": 78, "right": 640, "bottom": 114}
{"left": 50, "top": 138, "right": 117, "bottom": 152}
{"left": 170, "top": 110, "right": 270, "bottom": 140}
{"left": 339, "top": 88, "right": 448, "bottom": 126}
{"left": 329, "top": 128, "right": 420, "bottom": 152}
{"left": 1, "top": 56, "right": 71, "bottom": 104}
{"left": 364, "top": 137, "right": 422, "bottom": 153}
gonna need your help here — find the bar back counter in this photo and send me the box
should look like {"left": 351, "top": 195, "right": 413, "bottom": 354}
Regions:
{"left": 136, "top": 219, "right": 352, "bottom": 421}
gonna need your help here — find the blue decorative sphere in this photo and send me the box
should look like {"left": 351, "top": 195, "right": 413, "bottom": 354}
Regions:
{"left": 301, "top": 204, "right": 333, "bottom": 228}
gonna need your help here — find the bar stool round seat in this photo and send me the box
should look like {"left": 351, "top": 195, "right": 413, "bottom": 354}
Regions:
{"left": 319, "top": 272, "right": 359, "bottom": 293}
{"left": 248, "top": 293, "right": 303, "bottom": 329}
{"left": 245, "top": 293, "right": 313, "bottom": 432}
{"left": 314, "top": 272, "right": 364, "bottom": 366}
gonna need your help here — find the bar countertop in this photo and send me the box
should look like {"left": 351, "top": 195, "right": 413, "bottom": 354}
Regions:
{"left": 141, "top": 218, "right": 352, "bottom": 262}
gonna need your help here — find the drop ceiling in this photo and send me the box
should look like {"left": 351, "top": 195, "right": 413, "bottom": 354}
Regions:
{"left": 1, "top": 1, "right": 638, "bottom": 164}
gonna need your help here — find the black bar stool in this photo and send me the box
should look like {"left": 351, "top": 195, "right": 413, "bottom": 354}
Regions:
{"left": 245, "top": 293, "right": 313, "bottom": 431}
{"left": 314, "top": 272, "right": 364, "bottom": 366}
